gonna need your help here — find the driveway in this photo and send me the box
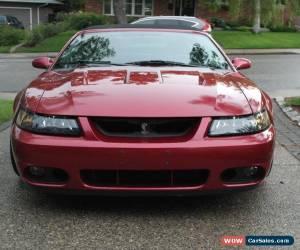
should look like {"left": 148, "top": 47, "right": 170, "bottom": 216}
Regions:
{"left": 0, "top": 126, "right": 299, "bottom": 249}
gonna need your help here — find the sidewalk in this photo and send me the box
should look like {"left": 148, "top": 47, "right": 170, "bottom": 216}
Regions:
{"left": 274, "top": 101, "right": 300, "bottom": 161}
{"left": 0, "top": 92, "right": 17, "bottom": 100}
{"left": 226, "top": 48, "right": 300, "bottom": 55}
{"left": 0, "top": 52, "right": 57, "bottom": 59}
{"left": 269, "top": 88, "right": 300, "bottom": 99}
{"left": 1, "top": 48, "right": 300, "bottom": 59}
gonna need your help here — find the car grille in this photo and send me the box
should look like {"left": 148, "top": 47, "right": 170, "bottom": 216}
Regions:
{"left": 91, "top": 117, "right": 200, "bottom": 138}
{"left": 80, "top": 170, "right": 209, "bottom": 187}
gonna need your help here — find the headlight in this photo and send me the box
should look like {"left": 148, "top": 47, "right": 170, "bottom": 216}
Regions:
{"left": 16, "top": 108, "right": 81, "bottom": 136}
{"left": 209, "top": 110, "right": 271, "bottom": 136}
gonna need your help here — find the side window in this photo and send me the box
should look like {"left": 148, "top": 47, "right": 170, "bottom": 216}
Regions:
{"left": 178, "top": 20, "right": 194, "bottom": 27}
{"left": 156, "top": 19, "right": 179, "bottom": 26}
{"left": 0, "top": 16, "right": 6, "bottom": 24}
{"left": 13, "top": 17, "right": 19, "bottom": 24}
{"left": 6, "top": 16, "right": 12, "bottom": 23}
{"left": 8, "top": 16, "right": 16, "bottom": 24}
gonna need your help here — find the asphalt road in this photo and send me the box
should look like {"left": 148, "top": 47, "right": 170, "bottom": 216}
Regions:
{"left": 0, "top": 58, "right": 41, "bottom": 92}
{"left": 1, "top": 54, "right": 300, "bottom": 93}
{"left": 238, "top": 54, "right": 300, "bottom": 92}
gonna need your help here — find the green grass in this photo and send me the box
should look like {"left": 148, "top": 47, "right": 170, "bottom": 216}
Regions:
{"left": 285, "top": 97, "right": 300, "bottom": 106}
{"left": 0, "top": 99, "right": 14, "bottom": 124}
{"left": 213, "top": 31, "right": 300, "bottom": 49}
{"left": 16, "top": 31, "right": 77, "bottom": 53}
{"left": 0, "top": 46, "right": 11, "bottom": 53}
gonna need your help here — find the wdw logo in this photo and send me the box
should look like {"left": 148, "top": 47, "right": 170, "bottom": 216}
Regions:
{"left": 220, "top": 236, "right": 245, "bottom": 246}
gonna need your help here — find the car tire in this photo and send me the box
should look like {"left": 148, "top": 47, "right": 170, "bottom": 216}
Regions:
{"left": 10, "top": 142, "right": 19, "bottom": 176}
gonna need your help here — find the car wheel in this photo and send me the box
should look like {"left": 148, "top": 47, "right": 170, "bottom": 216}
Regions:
{"left": 10, "top": 142, "right": 19, "bottom": 176}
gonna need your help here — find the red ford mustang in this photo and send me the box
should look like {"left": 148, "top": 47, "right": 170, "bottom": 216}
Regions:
{"left": 10, "top": 25, "right": 275, "bottom": 195}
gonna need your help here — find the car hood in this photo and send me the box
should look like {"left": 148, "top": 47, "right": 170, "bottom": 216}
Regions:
{"left": 23, "top": 67, "right": 261, "bottom": 117}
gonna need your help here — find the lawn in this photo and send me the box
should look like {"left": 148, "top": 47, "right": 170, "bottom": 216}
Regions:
{"left": 285, "top": 97, "right": 300, "bottom": 106}
{"left": 12, "top": 30, "right": 300, "bottom": 53}
{"left": 0, "top": 99, "right": 14, "bottom": 124}
{"left": 213, "top": 31, "right": 300, "bottom": 49}
{"left": 16, "top": 31, "right": 77, "bottom": 53}
{"left": 0, "top": 46, "right": 11, "bottom": 53}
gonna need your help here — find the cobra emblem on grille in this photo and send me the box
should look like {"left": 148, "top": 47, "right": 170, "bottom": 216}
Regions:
{"left": 141, "top": 122, "right": 150, "bottom": 135}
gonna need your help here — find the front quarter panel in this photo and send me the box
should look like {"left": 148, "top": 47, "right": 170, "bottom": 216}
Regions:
{"left": 13, "top": 89, "right": 25, "bottom": 113}
{"left": 17, "top": 75, "right": 49, "bottom": 113}
{"left": 226, "top": 72, "right": 270, "bottom": 114}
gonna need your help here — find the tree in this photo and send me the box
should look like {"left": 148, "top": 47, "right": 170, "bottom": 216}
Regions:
{"left": 113, "top": 0, "right": 127, "bottom": 24}
{"left": 205, "top": 0, "right": 300, "bottom": 31}
{"left": 253, "top": 0, "right": 261, "bottom": 33}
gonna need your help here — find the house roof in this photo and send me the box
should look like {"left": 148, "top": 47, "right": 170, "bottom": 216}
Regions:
{"left": 0, "top": 0, "right": 62, "bottom": 4}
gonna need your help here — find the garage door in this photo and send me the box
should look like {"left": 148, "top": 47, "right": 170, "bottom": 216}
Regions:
{"left": 0, "top": 7, "right": 31, "bottom": 29}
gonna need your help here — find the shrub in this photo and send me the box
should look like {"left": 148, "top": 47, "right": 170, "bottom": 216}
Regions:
{"left": 25, "top": 27, "right": 43, "bottom": 47}
{"left": 234, "top": 26, "right": 253, "bottom": 32}
{"left": 225, "top": 20, "right": 240, "bottom": 28}
{"left": 0, "top": 26, "right": 25, "bottom": 46}
{"left": 62, "top": 12, "right": 110, "bottom": 30}
{"left": 40, "top": 23, "right": 59, "bottom": 38}
{"left": 210, "top": 17, "right": 227, "bottom": 28}
{"left": 24, "top": 12, "right": 110, "bottom": 47}
{"left": 25, "top": 22, "right": 65, "bottom": 47}
{"left": 269, "top": 25, "right": 297, "bottom": 32}
{"left": 127, "top": 16, "right": 139, "bottom": 23}
{"left": 210, "top": 17, "right": 231, "bottom": 30}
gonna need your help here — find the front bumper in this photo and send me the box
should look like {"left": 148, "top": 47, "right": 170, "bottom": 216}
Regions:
{"left": 11, "top": 117, "right": 275, "bottom": 194}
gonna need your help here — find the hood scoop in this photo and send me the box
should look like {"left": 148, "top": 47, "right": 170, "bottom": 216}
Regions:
{"left": 126, "top": 70, "right": 206, "bottom": 85}
{"left": 128, "top": 71, "right": 161, "bottom": 84}
{"left": 70, "top": 69, "right": 211, "bottom": 86}
{"left": 161, "top": 71, "right": 205, "bottom": 85}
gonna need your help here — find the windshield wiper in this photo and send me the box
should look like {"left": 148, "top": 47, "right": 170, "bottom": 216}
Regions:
{"left": 126, "top": 60, "right": 200, "bottom": 68}
{"left": 58, "top": 60, "right": 127, "bottom": 68}
{"left": 56, "top": 60, "right": 226, "bottom": 71}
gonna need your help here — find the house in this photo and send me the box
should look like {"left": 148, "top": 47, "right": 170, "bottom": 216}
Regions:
{"left": 0, "top": 0, "right": 63, "bottom": 30}
{"left": 85, "top": 0, "right": 230, "bottom": 20}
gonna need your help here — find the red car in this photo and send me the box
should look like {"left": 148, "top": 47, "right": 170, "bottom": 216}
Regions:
{"left": 10, "top": 25, "right": 275, "bottom": 195}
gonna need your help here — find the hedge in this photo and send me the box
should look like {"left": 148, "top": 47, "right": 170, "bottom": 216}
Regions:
{"left": 0, "top": 26, "right": 25, "bottom": 46}
{"left": 25, "top": 12, "right": 110, "bottom": 47}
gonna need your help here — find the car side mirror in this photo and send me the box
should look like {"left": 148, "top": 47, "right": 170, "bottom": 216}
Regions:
{"left": 232, "top": 58, "right": 252, "bottom": 70}
{"left": 32, "top": 57, "right": 53, "bottom": 69}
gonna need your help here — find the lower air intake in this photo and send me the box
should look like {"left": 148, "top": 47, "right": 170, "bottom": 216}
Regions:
{"left": 81, "top": 169, "right": 209, "bottom": 187}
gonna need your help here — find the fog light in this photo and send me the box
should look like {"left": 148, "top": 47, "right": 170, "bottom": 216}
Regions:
{"left": 221, "top": 166, "right": 265, "bottom": 183}
{"left": 28, "top": 166, "right": 45, "bottom": 177}
{"left": 244, "top": 166, "right": 259, "bottom": 177}
{"left": 26, "top": 166, "right": 68, "bottom": 183}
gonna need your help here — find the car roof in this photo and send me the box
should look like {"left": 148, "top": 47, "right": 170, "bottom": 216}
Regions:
{"left": 133, "top": 16, "right": 203, "bottom": 23}
{"left": 136, "top": 16, "right": 199, "bottom": 20}
{"left": 85, "top": 24, "right": 203, "bottom": 32}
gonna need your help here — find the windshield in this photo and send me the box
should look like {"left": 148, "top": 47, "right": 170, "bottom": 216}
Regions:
{"left": 54, "top": 31, "right": 231, "bottom": 71}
